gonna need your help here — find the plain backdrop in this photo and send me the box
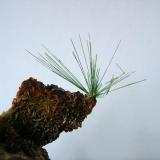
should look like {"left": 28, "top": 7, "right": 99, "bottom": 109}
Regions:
{"left": 0, "top": 0, "right": 159, "bottom": 160}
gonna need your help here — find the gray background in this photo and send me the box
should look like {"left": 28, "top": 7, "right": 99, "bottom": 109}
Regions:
{"left": 0, "top": 0, "right": 159, "bottom": 159}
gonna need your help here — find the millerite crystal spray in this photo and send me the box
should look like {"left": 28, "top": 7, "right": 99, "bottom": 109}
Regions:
{"left": 24, "top": 36, "right": 145, "bottom": 145}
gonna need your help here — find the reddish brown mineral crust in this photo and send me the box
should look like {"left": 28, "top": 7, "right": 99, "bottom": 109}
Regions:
{"left": 0, "top": 77, "right": 96, "bottom": 159}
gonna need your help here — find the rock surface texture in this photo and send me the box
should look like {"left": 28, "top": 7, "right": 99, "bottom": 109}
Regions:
{"left": 0, "top": 78, "right": 96, "bottom": 160}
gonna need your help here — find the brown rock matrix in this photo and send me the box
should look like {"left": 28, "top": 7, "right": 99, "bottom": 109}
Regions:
{"left": 0, "top": 77, "right": 96, "bottom": 159}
